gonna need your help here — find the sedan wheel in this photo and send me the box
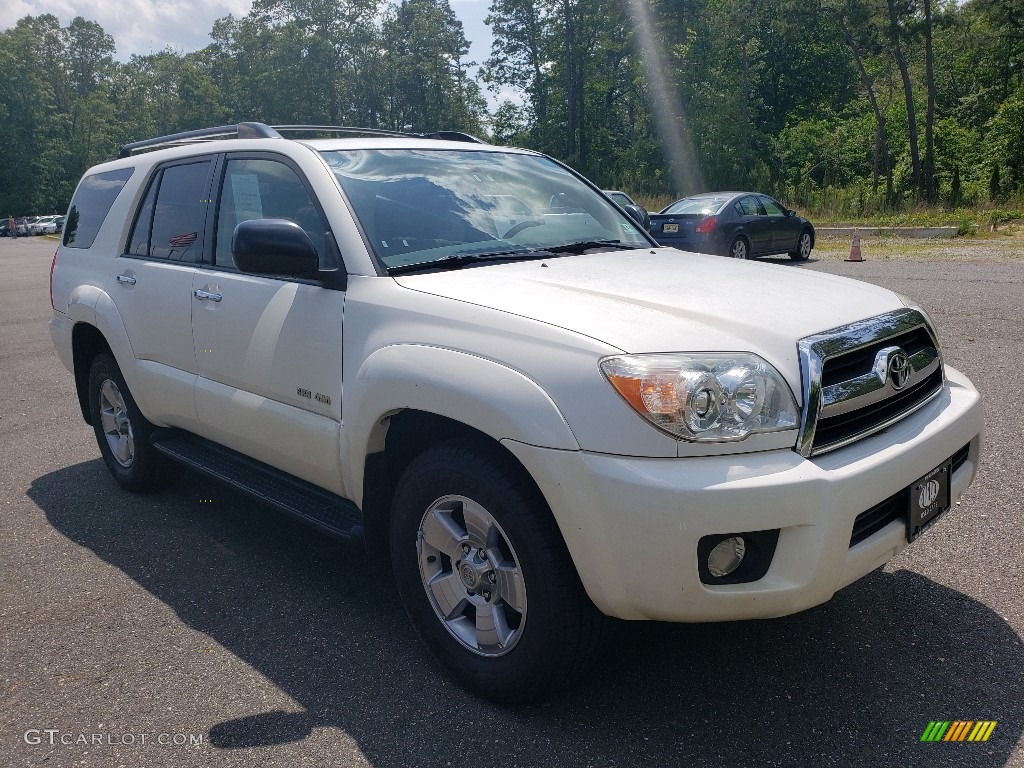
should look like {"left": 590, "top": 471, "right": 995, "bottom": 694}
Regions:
{"left": 730, "top": 237, "right": 750, "bottom": 259}
{"left": 789, "top": 230, "right": 813, "bottom": 261}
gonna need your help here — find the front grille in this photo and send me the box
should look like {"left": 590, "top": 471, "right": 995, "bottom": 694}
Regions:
{"left": 849, "top": 442, "right": 970, "bottom": 547}
{"left": 797, "top": 309, "right": 944, "bottom": 457}
{"left": 951, "top": 442, "right": 970, "bottom": 474}
{"left": 821, "top": 327, "right": 936, "bottom": 387}
{"left": 850, "top": 491, "right": 905, "bottom": 547}
{"left": 813, "top": 368, "right": 944, "bottom": 452}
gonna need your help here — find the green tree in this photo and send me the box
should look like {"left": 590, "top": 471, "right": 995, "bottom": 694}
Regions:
{"left": 380, "top": 0, "right": 487, "bottom": 133}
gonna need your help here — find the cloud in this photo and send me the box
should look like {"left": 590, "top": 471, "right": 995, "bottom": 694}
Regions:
{"left": 3, "top": 0, "right": 253, "bottom": 58}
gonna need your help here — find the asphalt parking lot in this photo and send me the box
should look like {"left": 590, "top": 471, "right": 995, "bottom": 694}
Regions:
{"left": 2, "top": 233, "right": 1022, "bottom": 767}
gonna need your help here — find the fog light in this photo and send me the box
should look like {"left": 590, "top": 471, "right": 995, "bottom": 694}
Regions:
{"left": 707, "top": 536, "right": 746, "bottom": 577}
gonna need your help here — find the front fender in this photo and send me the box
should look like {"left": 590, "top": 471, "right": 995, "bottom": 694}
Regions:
{"left": 343, "top": 344, "right": 580, "bottom": 505}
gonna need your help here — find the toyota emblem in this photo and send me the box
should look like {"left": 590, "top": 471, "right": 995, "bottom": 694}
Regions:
{"left": 887, "top": 350, "right": 912, "bottom": 391}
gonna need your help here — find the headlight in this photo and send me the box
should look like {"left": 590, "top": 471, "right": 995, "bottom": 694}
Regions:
{"left": 600, "top": 353, "right": 800, "bottom": 441}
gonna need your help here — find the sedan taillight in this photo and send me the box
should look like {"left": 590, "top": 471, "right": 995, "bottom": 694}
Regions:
{"left": 695, "top": 216, "right": 717, "bottom": 234}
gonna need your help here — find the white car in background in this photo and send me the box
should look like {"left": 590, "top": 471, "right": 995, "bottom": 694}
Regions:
{"left": 29, "top": 215, "right": 61, "bottom": 235}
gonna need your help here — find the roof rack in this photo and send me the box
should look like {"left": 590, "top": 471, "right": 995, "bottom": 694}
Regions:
{"left": 118, "top": 122, "right": 281, "bottom": 158}
{"left": 118, "top": 122, "right": 486, "bottom": 158}
{"left": 419, "top": 131, "right": 486, "bottom": 144}
{"left": 271, "top": 125, "right": 414, "bottom": 139}
{"left": 273, "top": 126, "right": 485, "bottom": 144}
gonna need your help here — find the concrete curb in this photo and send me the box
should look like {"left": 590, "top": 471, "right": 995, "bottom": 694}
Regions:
{"left": 818, "top": 226, "right": 960, "bottom": 239}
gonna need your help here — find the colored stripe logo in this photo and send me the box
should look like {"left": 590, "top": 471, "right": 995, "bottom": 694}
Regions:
{"left": 921, "top": 721, "right": 997, "bottom": 742}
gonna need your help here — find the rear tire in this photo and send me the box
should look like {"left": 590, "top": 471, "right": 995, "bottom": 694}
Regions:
{"left": 88, "top": 352, "right": 183, "bottom": 492}
{"left": 390, "top": 439, "right": 608, "bottom": 704}
{"left": 729, "top": 236, "right": 750, "bottom": 259}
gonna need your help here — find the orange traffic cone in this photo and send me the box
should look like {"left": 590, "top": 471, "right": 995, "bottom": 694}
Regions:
{"left": 846, "top": 230, "right": 864, "bottom": 262}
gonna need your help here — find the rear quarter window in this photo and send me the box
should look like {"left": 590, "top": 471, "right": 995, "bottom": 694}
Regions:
{"left": 62, "top": 168, "right": 135, "bottom": 249}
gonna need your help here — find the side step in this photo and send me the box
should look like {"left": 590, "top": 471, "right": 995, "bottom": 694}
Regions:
{"left": 152, "top": 430, "right": 363, "bottom": 543}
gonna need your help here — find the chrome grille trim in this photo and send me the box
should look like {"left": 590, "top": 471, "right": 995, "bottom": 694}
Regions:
{"left": 796, "top": 308, "right": 944, "bottom": 457}
{"left": 820, "top": 346, "right": 940, "bottom": 418}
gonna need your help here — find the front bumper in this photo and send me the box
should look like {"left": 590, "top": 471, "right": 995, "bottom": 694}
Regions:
{"left": 502, "top": 366, "right": 982, "bottom": 621}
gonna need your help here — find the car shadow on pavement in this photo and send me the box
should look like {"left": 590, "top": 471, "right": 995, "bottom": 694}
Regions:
{"left": 31, "top": 460, "right": 1023, "bottom": 768}
{"left": 759, "top": 256, "right": 821, "bottom": 267}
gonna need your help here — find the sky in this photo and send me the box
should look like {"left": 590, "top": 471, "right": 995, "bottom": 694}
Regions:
{"left": 2, "top": 0, "right": 499, "bottom": 97}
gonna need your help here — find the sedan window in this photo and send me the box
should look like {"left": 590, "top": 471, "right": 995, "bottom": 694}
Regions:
{"left": 735, "top": 196, "right": 762, "bottom": 217}
{"left": 662, "top": 197, "right": 729, "bottom": 215}
{"left": 758, "top": 196, "right": 787, "bottom": 216}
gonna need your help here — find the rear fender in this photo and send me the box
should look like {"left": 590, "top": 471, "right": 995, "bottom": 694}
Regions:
{"left": 68, "top": 286, "right": 138, "bottom": 395}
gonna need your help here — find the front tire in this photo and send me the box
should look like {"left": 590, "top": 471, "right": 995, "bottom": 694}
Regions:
{"left": 729, "top": 236, "right": 750, "bottom": 259}
{"left": 789, "top": 230, "right": 813, "bottom": 261}
{"left": 88, "top": 352, "right": 183, "bottom": 492}
{"left": 390, "top": 440, "right": 608, "bottom": 703}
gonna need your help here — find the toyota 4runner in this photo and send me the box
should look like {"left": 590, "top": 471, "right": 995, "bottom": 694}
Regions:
{"left": 49, "top": 122, "right": 983, "bottom": 703}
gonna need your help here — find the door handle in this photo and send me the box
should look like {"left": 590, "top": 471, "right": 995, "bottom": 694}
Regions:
{"left": 116, "top": 274, "right": 136, "bottom": 285}
{"left": 193, "top": 289, "right": 223, "bottom": 302}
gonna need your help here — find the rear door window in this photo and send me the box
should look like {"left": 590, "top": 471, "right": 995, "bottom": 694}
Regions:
{"left": 735, "top": 196, "right": 760, "bottom": 217}
{"left": 127, "top": 160, "right": 214, "bottom": 263}
{"left": 62, "top": 168, "right": 135, "bottom": 249}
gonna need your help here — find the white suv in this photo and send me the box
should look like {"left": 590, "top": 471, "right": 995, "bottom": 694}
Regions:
{"left": 49, "top": 122, "right": 983, "bottom": 703}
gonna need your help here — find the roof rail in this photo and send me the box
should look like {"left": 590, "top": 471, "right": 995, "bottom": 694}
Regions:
{"left": 118, "top": 122, "right": 281, "bottom": 158}
{"left": 271, "top": 125, "right": 414, "bottom": 139}
{"left": 273, "top": 126, "right": 486, "bottom": 144}
{"left": 117, "top": 121, "right": 488, "bottom": 159}
{"left": 419, "top": 131, "right": 486, "bottom": 144}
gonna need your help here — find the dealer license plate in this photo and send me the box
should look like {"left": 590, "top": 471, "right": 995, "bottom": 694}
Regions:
{"left": 906, "top": 459, "right": 952, "bottom": 541}
{"left": 663, "top": 223, "right": 678, "bottom": 233}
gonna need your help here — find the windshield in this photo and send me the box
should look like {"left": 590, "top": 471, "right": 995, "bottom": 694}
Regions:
{"left": 320, "top": 149, "right": 651, "bottom": 270}
{"left": 662, "top": 196, "right": 731, "bottom": 215}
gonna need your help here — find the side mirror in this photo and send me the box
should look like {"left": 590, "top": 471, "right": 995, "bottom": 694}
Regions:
{"left": 622, "top": 203, "right": 650, "bottom": 230}
{"left": 786, "top": 209, "right": 797, "bottom": 217}
{"left": 233, "top": 219, "right": 319, "bottom": 277}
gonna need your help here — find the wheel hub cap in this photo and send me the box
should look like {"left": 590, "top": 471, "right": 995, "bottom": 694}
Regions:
{"left": 99, "top": 379, "right": 135, "bottom": 468}
{"left": 416, "top": 495, "right": 527, "bottom": 657}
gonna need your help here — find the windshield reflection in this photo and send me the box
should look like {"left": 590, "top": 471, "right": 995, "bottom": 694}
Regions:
{"left": 320, "top": 149, "right": 650, "bottom": 270}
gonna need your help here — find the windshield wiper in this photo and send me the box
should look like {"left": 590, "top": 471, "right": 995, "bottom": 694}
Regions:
{"left": 541, "top": 239, "right": 633, "bottom": 254}
{"left": 387, "top": 248, "right": 547, "bottom": 275}
{"left": 387, "top": 240, "right": 635, "bottom": 275}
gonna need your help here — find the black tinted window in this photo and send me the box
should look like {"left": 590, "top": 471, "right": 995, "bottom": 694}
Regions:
{"left": 142, "top": 161, "right": 213, "bottom": 262}
{"left": 127, "top": 176, "right": 158, "bottom": 257}
{"left": 63, "top": 168, "right": 135, "bottom": 249}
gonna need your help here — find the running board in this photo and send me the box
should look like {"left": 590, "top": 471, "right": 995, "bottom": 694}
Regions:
{"left": 151, "top": 430, "right": 363, "bottom": 543}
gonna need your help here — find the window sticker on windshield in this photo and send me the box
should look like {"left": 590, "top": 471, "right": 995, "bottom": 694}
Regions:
{"left": 620, "top": 223, "right": 637, "bottom": 234}
{"left": 231, "top": 173, "right": 263, "bottom": 219}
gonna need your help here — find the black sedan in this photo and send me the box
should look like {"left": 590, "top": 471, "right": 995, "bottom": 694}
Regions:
{"left": 649, "top": 192, "right": 814, "bottom": 261}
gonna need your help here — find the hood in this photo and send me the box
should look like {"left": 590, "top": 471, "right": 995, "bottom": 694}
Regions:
{"left": 394, "top": 248, "right": 904, "bottom": 389}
